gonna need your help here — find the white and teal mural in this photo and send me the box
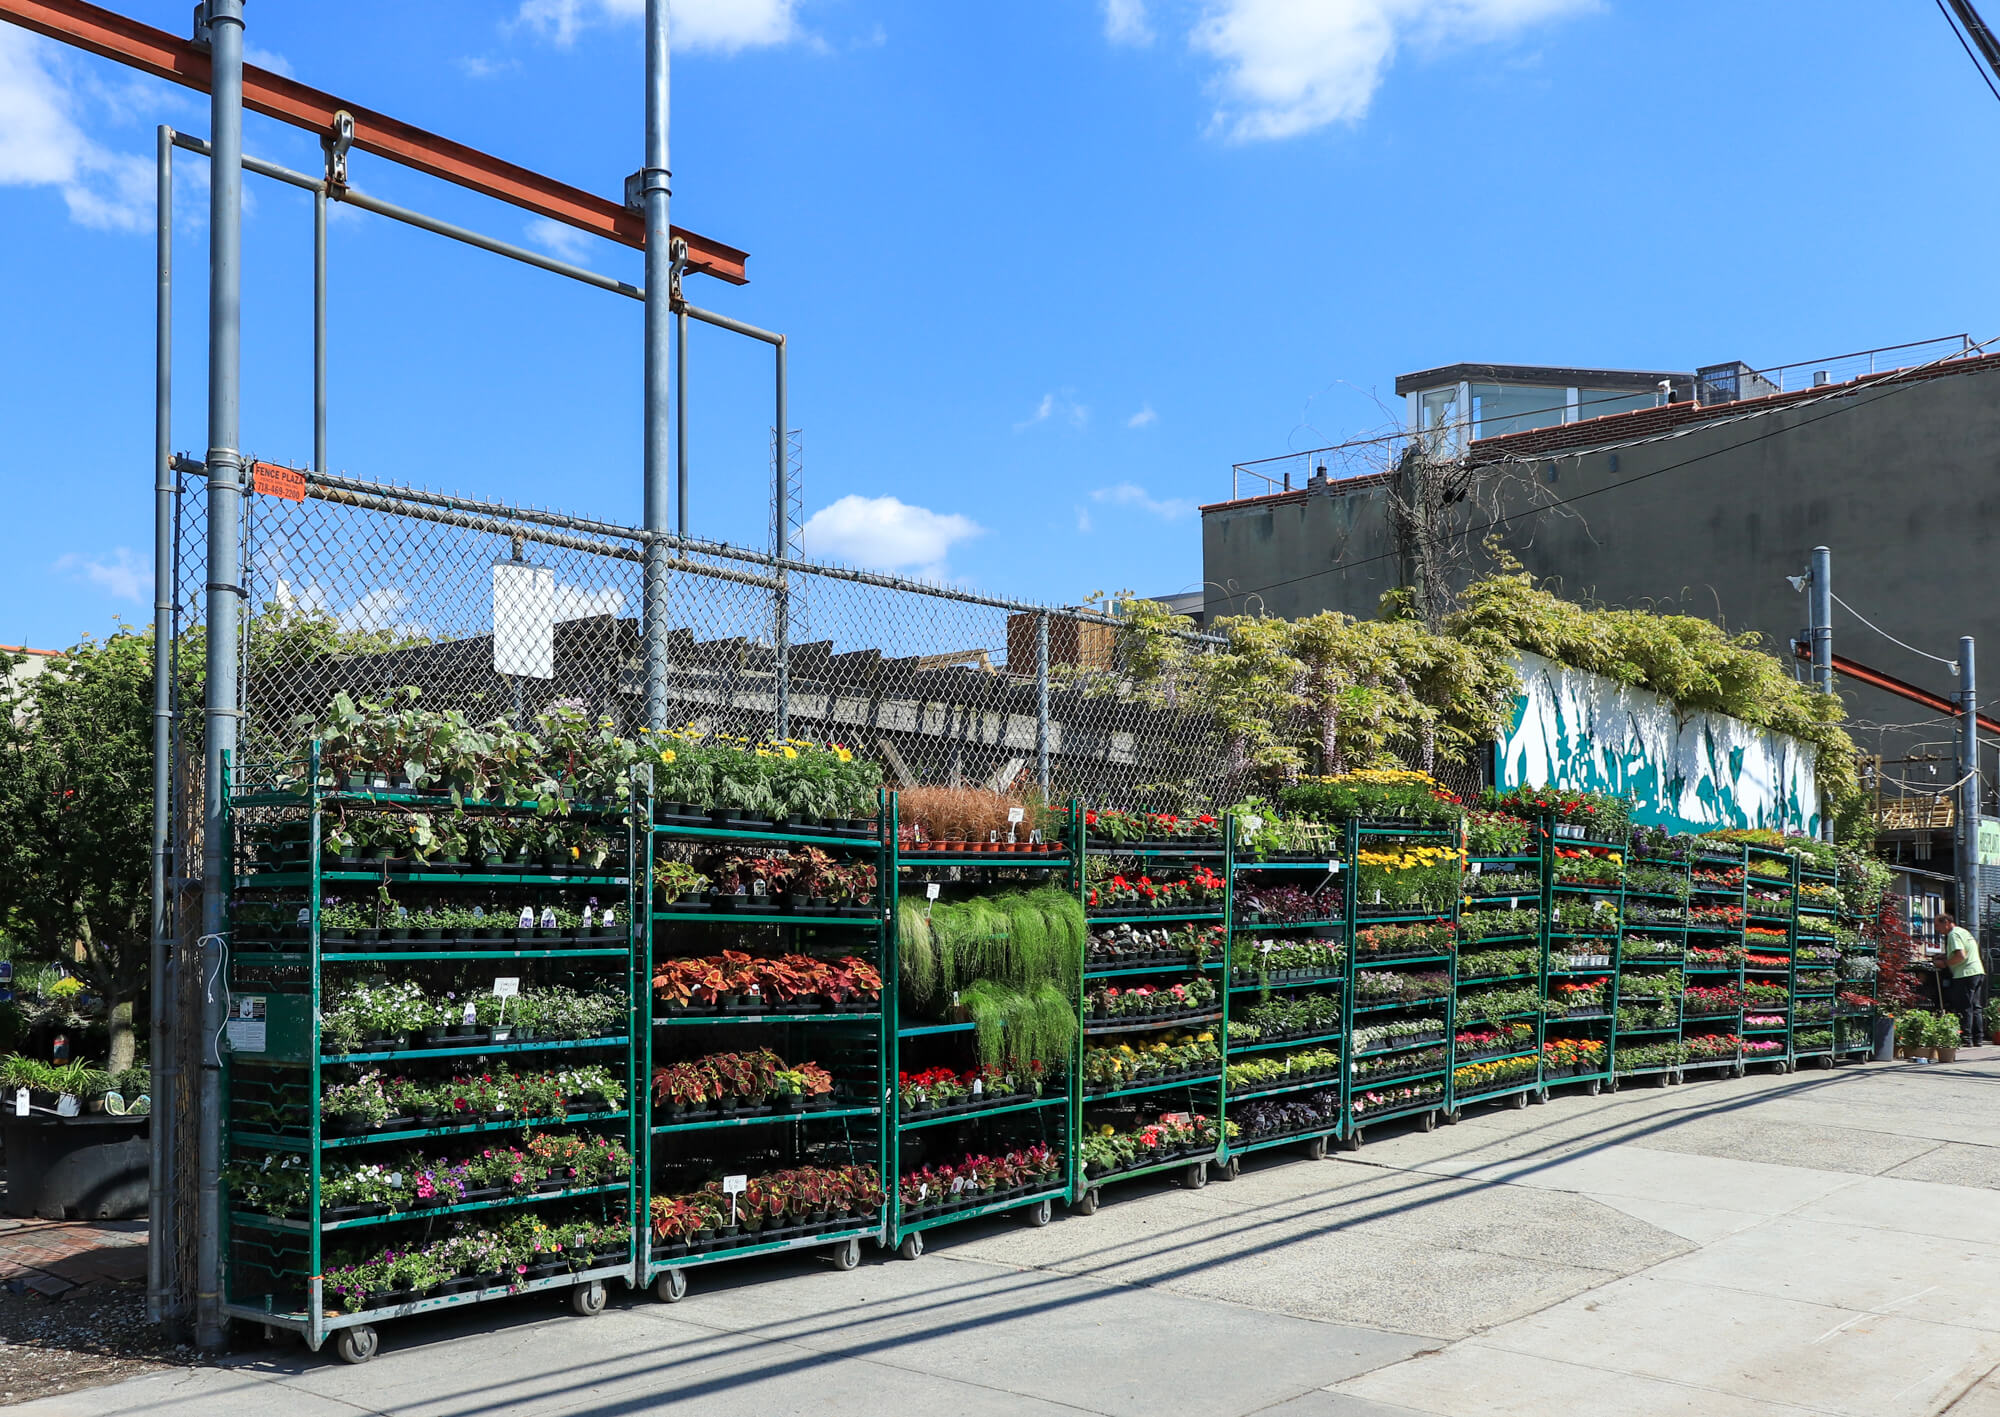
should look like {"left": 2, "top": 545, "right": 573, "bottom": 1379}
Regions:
{"left": 1496, "top": 653, "right": 1821, "bottom": 836}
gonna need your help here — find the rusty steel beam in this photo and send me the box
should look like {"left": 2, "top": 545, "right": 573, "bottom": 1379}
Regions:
{"left": 0, "top": 0, "right": 749, "bottom": 283}
{"left": 1792, "top": 643, "right": 2000, "bottom": 736}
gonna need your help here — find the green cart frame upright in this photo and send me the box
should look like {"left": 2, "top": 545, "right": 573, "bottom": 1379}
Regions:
{"left": 639, "top": 782, "right": 891, "bottom": 1298}
{"left": 1611, "top": 833, "right": 1690, "bottom": 1087}
{"left": 1071, "top": 806, "right": 1233, "bottom": 1209}
{"left": 1741, "top": 846, "right": 1799, "bottom": 1072}
{"left": 884, "top": 795, "right": 1075, "bottom": 1255}
{"left": 218, "top": 744, "right": 641, "bottom": 1362}
{"left": 1344, "top": 821, "right": 1458, "bottom": 1143}
{"left": 1831, "top": 857, "right": 1880, "bottom": 1062}
{"left": 1682, "top": 842, "right": 1750, "bottom": 1079}
{"left": 1452, "top": 829, "right": 1546, "bottom": 1114}
{"left": 1215, "top": 819, "right": 1346, "bottom": 1173}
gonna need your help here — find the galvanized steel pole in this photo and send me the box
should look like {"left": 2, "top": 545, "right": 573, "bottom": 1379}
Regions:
{"left": 676, "top": 304, "right": 689, "bottom": 537}
{"left": 1961, "top": 637, "right": 1981, "bottom": 933}
{"left": 640, "top": 0, "right": 673, "bottom": 731}
{"left": 314, "top": 180, "right": 326, "bottom": 472}
{"left": 1810, "top": 546, "right": 1833, "bottom": 839}
{"left": 196, "top": 0, "right": 246, "bottom": 1352}
{"left": 148, "top": 122, "right": 176, "bottom": 1328}
{"left": 774, "top": 337, "right": 790, "bottom": 739}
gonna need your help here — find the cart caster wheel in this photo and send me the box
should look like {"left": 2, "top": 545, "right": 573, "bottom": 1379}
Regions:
{"left": 1586, "top": 1079, "right": 1601, "bottom": 1097}
{"left": 1303, "top": 1134, "right": 1329, "bottom": 1160}
{"left": 830, "top": 1237, "right": 862, "bottom": 1269}
{"left": 1023, "top": 1199, "right": 1053, "bottom": 1227}
{"left": 1184, "top": 1162, "right": 1209, "bottom": 1189}
{"left": 1420, "top": 1110, "right": 1438, "bottom": 1132}
{"left": 1529, "top": 1088, "right": 1548, "bottom": 1104}
{"left": 1655, "top": 1072, "right": 1669, "bottom": 1088}
{"left": 1217, "top": 1156, "right": 1242, "bottom": 1181}
{"left": 1442, "top": 1108, "right": 1461, "bottom": 1125}
{"left": 653, "top": 1269, "right": 688, "bottom": 1303}
{"left": 1511, "top": 1089, "right": 1529, "bottom": 1110}
{"left": 1820, "top": 1055, "right": 1834, "bottom": 1070}
{"left": 1732, "top": 1062, "right": 1745, "bottom": 1079}
{"left": 1607, "top": 1077, "right": 1620, "bottom": 1094}
{"left": 333, "top": 1326, "right": 379, "bottom": 1366}
{"left": 897, "top": 1232, "right": 924, "bottom": 1261}
{"left": 1340, "top": 1131, "right": 1362, "bottom": 1152}
{"left": 1072, "top": 1188, "right": 1101, "bottom": 1217}
{"left": 568, "top": 1280, "right": 607, "bottom": 1316}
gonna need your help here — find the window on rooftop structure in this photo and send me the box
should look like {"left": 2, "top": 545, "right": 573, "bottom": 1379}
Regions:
{"left": 1470, "top": 384, "right": 1567, "bottom": 440}
{"left": 1419, "top": 387, "right": 1463, "bottom": 454}
{"left": 1576, "top": 388, "right": 1657, "bottom": 420}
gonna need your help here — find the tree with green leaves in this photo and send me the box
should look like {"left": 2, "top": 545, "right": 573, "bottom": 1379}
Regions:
{"left": 0, "top": 633, "right": 154, "bottom": 1071}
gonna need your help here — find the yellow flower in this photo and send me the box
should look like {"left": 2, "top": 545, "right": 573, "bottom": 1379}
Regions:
{"left": 783, "top": 746, "right": 798, "bottom": 759}
{"left": 658, "top": 749, "right": 677, "bottom": 764}
{"left": 835, "top": 747, "right": 853, "bottom": 762}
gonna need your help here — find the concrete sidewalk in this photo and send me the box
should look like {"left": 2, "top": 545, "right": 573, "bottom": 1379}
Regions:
{"left": 18, "top": 1054, "right": 2000, "bottom": 1416}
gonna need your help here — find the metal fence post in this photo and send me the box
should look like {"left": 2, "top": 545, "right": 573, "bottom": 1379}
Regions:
{"left": 640, "top": 0, "right": 673, "bottom": 731}
{"left": 773, "top": 337, "right": 790, "bottom": 740}
{"left": 1037, "top": 611, "right": 1051, "bottom": 797}
{"left": 148, "top": 122, "right": 177, "bottom": 1328}
{"left": 196, "top": 0, "right": 247, "bottom": 1352}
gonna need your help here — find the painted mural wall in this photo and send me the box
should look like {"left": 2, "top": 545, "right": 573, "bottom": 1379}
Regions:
{"left": 1496, "top": 652, "right": 1821, "bottom": 836}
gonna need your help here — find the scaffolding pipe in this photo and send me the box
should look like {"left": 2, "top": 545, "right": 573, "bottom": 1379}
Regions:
{"left": 1810, "top": 545, "right": 1832, "bottom": 840}
{"left": 314, "top": 183, "right": 327, "bottom": 473}
{"left": 196, "top": 0, "right": 245, "bottom": 1353}
{"left": 641, "top": 0, "right": 673, "bottom": 731}
{"left": 676, "top": 303, "right": 689, "bottom": 537}
{"left": 774, "top": 335, "right": 790, "bottom": 739}
{"left": 168, "top": 131, "right": 643, "bottom": 301}
{"left": 147, "top": 122, "right": 176, "bottom": 1328}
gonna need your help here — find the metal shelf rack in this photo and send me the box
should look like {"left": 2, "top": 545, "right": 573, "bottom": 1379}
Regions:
{"left": 1452, "top": 844, "right": 1546, "bottom": 1112}
{"left": 1346, "top": 821, "right": 1459, "bottom": 1142}
{"left": 1682, "top": 844, "right": 1750, "bottom": 1079}
{"left": 1537, "top": 828, "right": 1625, "bottom": 1099}
{"left": 1613, "top": 833, "right": 1691, "bottom": 1087}
{"left": 640, "top": 784, "right": 891, "bottom": 1296}
{"left": 217, "top": 745, "right": 642, "bottom": 1357}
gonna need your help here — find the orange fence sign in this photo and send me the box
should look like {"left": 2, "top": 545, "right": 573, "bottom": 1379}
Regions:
{"left": 251, "top": 463, "right": 307, "bottom": 501}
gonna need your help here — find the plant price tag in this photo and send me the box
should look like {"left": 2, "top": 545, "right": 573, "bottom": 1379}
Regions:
{"left": 1008, "top": 808, "right": 1025, "bottom": 824}
{"left": 722, "top": 1174, "right": 747, "bottom": 1224}
{"left": 12, "top": 1088, "right": 26, "bottom": 1117}
{"left": 462, "top": 1001, "right": 478, "bottom": 1026}
{"left": 580, "top": 905, "right": 595, "bottom": 928}
{"left": 926, "top": 883, "right": 941, "bottom": 900}
{"left": 539, "top": 907, "right": 558, "bottom": 929}
{"left": 517, "top": 907, "right": 535, "bottom": 929}
{"left": 493, "top": 978, "right": 520, "bottom": 998}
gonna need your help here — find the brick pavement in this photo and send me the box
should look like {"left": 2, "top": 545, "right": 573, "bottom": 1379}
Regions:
{"left": 0, "top": 1219, "right": 146, "bottom": 1299}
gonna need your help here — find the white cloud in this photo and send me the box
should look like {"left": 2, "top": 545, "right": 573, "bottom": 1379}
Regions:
{"left": 1015, "top": 391, "right": 1089, "bottom": 432}
{"left": 1191, "top": 0, "right": 1596, "bottom": 140}
{"left": 336, "top": 587, "right": 430, "bottom": 640}
{"left": 1127, "top": 404, "right": 1158, "bottom": 429}
{"left": 244, "top": 45, "right": 296, "bottom": 78}
{"left": 1075, "top": 506, "right": 1094, "bottom": 534}
{"left": 1091, "top": 483, "right": 1194, "bottom": 520}
{"left": 54, "top": 548, "right": 147, "bottom": 602}
{"left": 458, "top": 54, "right": 522, "bottom": 79}
{"left": 800, "top": 495, "right": 982, "bottom": 580}
{"left": 513, "top": 0, "right": 800, "bottom": 52}
{"left": 0, "top": 28, "right": 153, "bottom": 231}
{"left": 1104, "top": 0, "right": 1154, "bottom": 45}
{"left": 526, "top": 217, "right": 594, "bottom": 261}
{"left": 553, "top": 583, "right": 626, "bottom": 622}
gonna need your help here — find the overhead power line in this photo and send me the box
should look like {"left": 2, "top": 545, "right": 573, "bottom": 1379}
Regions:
{"left": 1937, "top": 0, "right": 2000, "bottom": 102}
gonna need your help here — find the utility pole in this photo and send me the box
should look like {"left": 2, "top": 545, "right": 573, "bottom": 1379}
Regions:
{"left": 1808, "top": 544, "right": 1832, "bottom": 836}
{"left": 1960, "top": 637, "right": 1981, "bottom": 933}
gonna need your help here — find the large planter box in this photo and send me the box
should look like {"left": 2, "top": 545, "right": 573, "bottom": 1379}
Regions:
{"left": 1, "top": 1114, "right": 149, "bottom": 1220}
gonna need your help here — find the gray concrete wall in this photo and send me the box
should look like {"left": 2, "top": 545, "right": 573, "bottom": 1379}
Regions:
{"left": 1202, "top": 361, "right": 2000, "bottom": 799}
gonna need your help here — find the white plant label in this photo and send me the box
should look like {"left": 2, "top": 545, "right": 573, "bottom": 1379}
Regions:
{"left": 926, "top": 883, "right": 941, "bottom": 901}
{"left": 12, "top": 1088, "right": 26, "bottom": 1117}
{"left": 722, "top": 1174, "right": 747, "bottom": 1225}
{"left": 396, "top": 905, "right": 409, "bottom": 923}
{"left": 462, "top": 1002, "right": 478, "bottom": 1026}
{"left": 56, "top": 1094, "right": 79, "bottom": 1117}
{"left": 493, "top": 978, "right": 520, "bottom": 998}
{"left": 1008, "top": 808, "right": 1025, "bottom": 825}
{"left": 539, "top": 907, "right": 558, "bottom": 929}
{"left": 951, "top": 1177, "right": 965, "bottom": 1194}
{"left": 1469, "top": 863, "right": 1482, "bottom": 877}
{"left": 226, "top": 994, "right": 267, "bottom": 1053}
{"left": 602, "top": 906, "right": 617, "bottom": 927}
{"left": 517, "top": 907, "right": 535, "bottom": 929}
{"left": 472, "top": 905, "right": 487, "bottom": 920}
{"left": 971, "top": 1078, "right": 983, "bottom": 1096}
{"left": 580, "top": 905, "right": 595, "bottom": 928}
{"left": 296, "top": 907, "right": 311, "bottom": 927}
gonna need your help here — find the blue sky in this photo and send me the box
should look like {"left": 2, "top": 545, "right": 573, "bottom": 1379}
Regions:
{"left": 3, "top": 0, "right": 1998, "bottom": 652}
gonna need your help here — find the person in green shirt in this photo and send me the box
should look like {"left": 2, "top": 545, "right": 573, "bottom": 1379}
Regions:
{"left": 1941, "top": 910, "right": 1987, "bottom": 1045}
